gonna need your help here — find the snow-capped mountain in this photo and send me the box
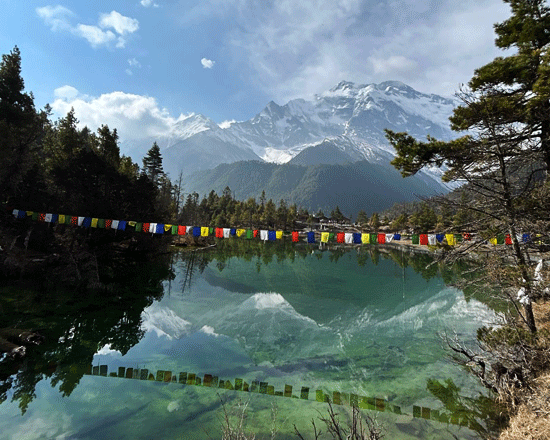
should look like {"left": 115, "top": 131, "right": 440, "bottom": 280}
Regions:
{"left": 135, "top": 81, "right": 459, "bottom": 180}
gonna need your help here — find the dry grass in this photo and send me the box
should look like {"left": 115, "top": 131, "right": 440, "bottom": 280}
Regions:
{"left": 498, "top": 373, "right": 550, "bottom": 440}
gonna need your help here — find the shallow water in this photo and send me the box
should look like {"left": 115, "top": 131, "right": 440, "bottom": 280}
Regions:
{"left": 0, "top": 243, "right": 500, "bottom": 439}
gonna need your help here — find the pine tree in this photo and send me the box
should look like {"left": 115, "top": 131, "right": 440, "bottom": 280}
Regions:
{"left": 142, "top": 142, "right": 164, "bottom": 186}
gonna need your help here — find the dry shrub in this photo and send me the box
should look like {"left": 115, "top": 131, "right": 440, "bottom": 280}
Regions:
{"left": 498, "top": 374, "right": 550, "bottom": 440}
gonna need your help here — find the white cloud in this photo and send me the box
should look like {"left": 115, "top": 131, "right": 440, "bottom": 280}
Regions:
{"left": 53, "top": 85, "right": 79, "bottom": 100}
{"left": 35, "top": 5, "right": 74, "bottom": 32}
{"left": 128, "top": 58, "right": 141, "bottom": 68}
{"left": 218, "top": 119, "right": 236, "bottom": 129}
{"left": 36, "top": 5, "right": 138, "bottom": 50}
{"left": 126, "top": 69, "right": 133, "bottom": 76}
{"left": 140, "top": 0, "right": 159, "bottom": 7}
{"left": 73, "top": 24, "right": 116, "bottom": 48}
{"left": 99, "top": 11, "right": 139, "bottom": 35}
{"left": 179, "top": 0, "right": 511, "bottom": 102}
{"left": 51, "top": 87, "right": 186, "bottom": 141}
{"left": 201, "top": 58, "right": 215, "bottom": 69}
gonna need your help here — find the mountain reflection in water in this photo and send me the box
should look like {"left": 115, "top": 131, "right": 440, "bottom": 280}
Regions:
{"left": 0, "top": 240, "right": 501, "bottom": 439}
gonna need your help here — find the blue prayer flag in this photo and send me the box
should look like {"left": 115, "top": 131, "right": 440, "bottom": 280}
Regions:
{"left": 193, "top": 227, "right": 200, "bottom": 237}
{"left": 268, "top": 230, "right": 276, "bottom": 241}
{"left": 156, "top": 224, "right": 164, "bottom": 234}
{"left": 436, "top": 234, "right": 444, "bottom": 243}
{"left": 17, "top": 210, "right": 26, "bottom": 219}
{"left": 353, "top": 233, "right": 361, "bottom": 244}
{"left": 118, "top": 220, "right": 127, "bottom": 231}
{"left": 230, "top": 228, "right": 237, "bottom": 236}
{"left": 522, "top": 233, "right": 531, "bottom": 243}
{"left": 82, "top": 217, "right": 92, "bottom": 228}
{"left": 307, "top": 231, "right": 315, "bottom": 243}
{"left": 393, "top": 234, "right": 401, "bottom": 240}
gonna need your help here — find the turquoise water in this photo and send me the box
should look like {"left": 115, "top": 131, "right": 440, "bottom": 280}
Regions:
{"left": 0, "top": 243, "right": 498, "bottom": 439}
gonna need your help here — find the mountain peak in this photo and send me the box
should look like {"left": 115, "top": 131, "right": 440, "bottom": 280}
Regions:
{"left": 330, "top": 81, "right": 357, "bottom": 92}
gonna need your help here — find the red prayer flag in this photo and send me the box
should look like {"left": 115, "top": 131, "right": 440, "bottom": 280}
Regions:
{"left": 292, "top": 231, "right": 299, "bottom": 242}
{"left": 419, "top": 234, "right": 428, "bottom": 245}
{"left": 178, "top": 225, "right": 186, "bottom": 235}
{"left": 143, "top": 222, "right": 150, "bottom": 233}
{"left": 38, "top": 213, "right": 46, "bottom": 222}
{"left": 378, "top": 233, "right": 386, "bottom": 244}
{"left": 105, "top": 219, "right": 112, "bottom": 229}
{"left": 337, "top": 232, "right": 345, "bottom": 243}
{"left": 505, "top": 234, "right": 512, "bottom": 245}
{"left": 216, "top": 227, "right": 223, "bottom": 238}
{"left": 71, "top": 216, "right": 78, "bottom": 226}
{"left": 253, "top": 230, "right": 259, "bottom": 238}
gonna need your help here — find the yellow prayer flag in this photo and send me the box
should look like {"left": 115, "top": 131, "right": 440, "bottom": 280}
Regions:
{"left": 91, "top": 218, "right": 99, "bottom": 228}
{"left": 489, "top": 237, "right": 497, "bottom": 245}
{"left": 276, "top": 230, "right": 283, "bottom": 239}
{"left": 26, "top": 211, "right": 33, "bottom": 216}
{"left": 321, "top": 232, "right": 329, "bottom": 243}
{"left": 128, "top": 221, "right": 137, "bottom": 227}
{"left": 445, "top": 233, "right": 455, "bottom": 245}
{"left": 362, "top": 233, "right": 369, "bottom": 244}
{"left": 58, "top": 215, "right": 65, "bottom": 223}
{"left": 237, "top": 229, "right": 246, "bottom": 237}
{"left": 201, "top": 226, "right": 209, "bottom": 237}
{"left": 164, "top": 224, "right": 172, "bottom": 231}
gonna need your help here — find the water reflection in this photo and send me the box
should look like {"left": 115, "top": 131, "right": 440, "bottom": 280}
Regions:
{"left": 0, "top": 240, "right": 499, "bottom": 439}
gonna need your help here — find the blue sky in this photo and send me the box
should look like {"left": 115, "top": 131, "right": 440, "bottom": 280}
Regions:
{"left": 1, "top": 0, "right": 512, "bottom": 144}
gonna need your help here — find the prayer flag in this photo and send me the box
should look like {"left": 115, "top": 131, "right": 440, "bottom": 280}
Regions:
{"left": 38, "top": 213, "right": 46, "bottom": 222}
{"left": 275, "top": 230, "right": 283, "bottom": 239}
{"left": 411, "top": 234, "right": 419, "bottom": 244}
{"left": 463, "top": 233, "right": 471, "bottom": 241}
{"left": 201, "top": 227, "right": 209, "bottom": 237}
{"left": 260, "top": 230, "right": 268, "bottom": 241}
{"left": 193, "top": 227, "right": 200, "bottom": 237}
{"left": 237, "top": 229, "right": 246, "bottom": 237}
{"left": 82, "top": 217, "right": 92, "bottom": 228}
{"left": 246, "top": 229, "right": 253, "bottom": 239}
{"left": 505, "top": 234, "right": 512, "bottom": 245}
{"left": 223, "top": 228, "right": 231, "bottom": 238}
{"left": 345, "top": 233, "right": 353, "bottom": 244}
{"left": 165, "top": 224, "right": 172, "bottom": 232}
{"left": 337, "top": 232, "right": 345, "bottom": 243}
{"left": 149, "top": 223, "right": 156, "bottom": 233}
{"left": 97, "top": 218, "right": 105, "bottom": 228}
{"left": 32, "top": 212, "right": 39, "bottom": 221}
{"left": 436, "top": 234, "right": 444, "bottom": 243}
{"left": 12, "top": 209, "right": 18, "bottom": 218}
{"left": 307, "top": 231, "right": 315, "bottom": 243}
{"left": 497, "top": 234, "right": 505, "bottom": 245}
{"left": 292, "top": 231, "right": 299, "bottom": 242}
{"left": 419, "top": 234, "right": 428, "bottom": 245}
{"left": 445, "top": 234, "right": 455, "bottom": 245}
{"left": 385, "top": 233, "right": 394, "bottom": 243}
{"left": 428, "top": 234, "right": 437, "bottom": 245}
{"left": 254, "top": 230, "right": 259, "bottom": 238}
{"left": 393, "top": 233, "right": 401, "bottom": 240}
{"left": 268, "top": 230, "right": 276, "bottom": 241}
{"left": 490, "top": 237, "right": 497, "bottom": 245}
{"left": 378, "top": 233, "right": 386, "bottom": 244}
{"left": 58, "top": 214, "right": 65, "bottom": 223}
{"left": 522, "top": 233, "right": 531, "bottom": 243}
{"left": 156, "top": 224, "right": 165, "bottom": 234}
{"left": 118, "top": 220, "right": 127, "bottom": 231}
{"left": 143, "top": 223, "right": 150, "bottom": 232}
{"left": 105, "top": 219, "right": 112, "bottom": 229}
{"left": 45, "top": 213, "right": 53, "bottom": 223}
{"left": 354, "top": 233, "right": 362, "bottom": 244}
{"left": 134, "top": 222, "right": 142, "bottom": 232}
{"left": 230, "top": 228, "right": 236, "bottom": 236}
{"left": 91, "top": 218, "right": 99, "bottom": 228}
{"left": 112, "top": 220, "right": 120, "bottom": 229}
{"left": 71, "top": 216, "right": 78, "bottom": 226}
{"left": 215, "top": 228, "right": 223, "bottom": 238}
{"left": 369, "top": 233, "right": 377, "bottom": 244}
{"left": 178, "top": 225, "right": 186, "bottom": 235}
{"left": 361, "top": 233, "right": 369, "bottom": 243}
{"left": 321, "top": 232, "right": 329, "bottom": 243}
{"left": 171, "top": 225, "right": 177, "bottom": 235}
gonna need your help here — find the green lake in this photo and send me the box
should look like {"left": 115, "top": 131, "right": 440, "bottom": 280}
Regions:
{"left": 0, "top": 240, "right": 502, "bottom": 439}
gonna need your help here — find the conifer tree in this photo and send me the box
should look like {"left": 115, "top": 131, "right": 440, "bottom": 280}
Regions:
{"left": 142, "top": 142, "right": 164, "bottom": 186}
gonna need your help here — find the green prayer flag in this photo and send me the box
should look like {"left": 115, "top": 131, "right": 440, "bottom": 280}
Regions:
{"left": 246, "top": 229, "right": 253, "bottom": 239}
{"left": 98, "top": 218, "right": 105, "bottom": 228}
{"left": 497, "top": 233, "right": 505, "bottom": 244}
{"left": 135, "top": 222, "right": 142, "bottom": 232}
{"left": 32, "top": 212, "right": 38, "bottom": 221}
{"left": 172, "top": 225, "right": 178, "bottom": 235}
{"left": 369, "top": 233, "right": 377, "bottom": 244}
{"left": 412, "top": 234, "right": 419, "bottom": 244}
{"left": 329, "top": 232, "right": 335, "bottom": 241}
